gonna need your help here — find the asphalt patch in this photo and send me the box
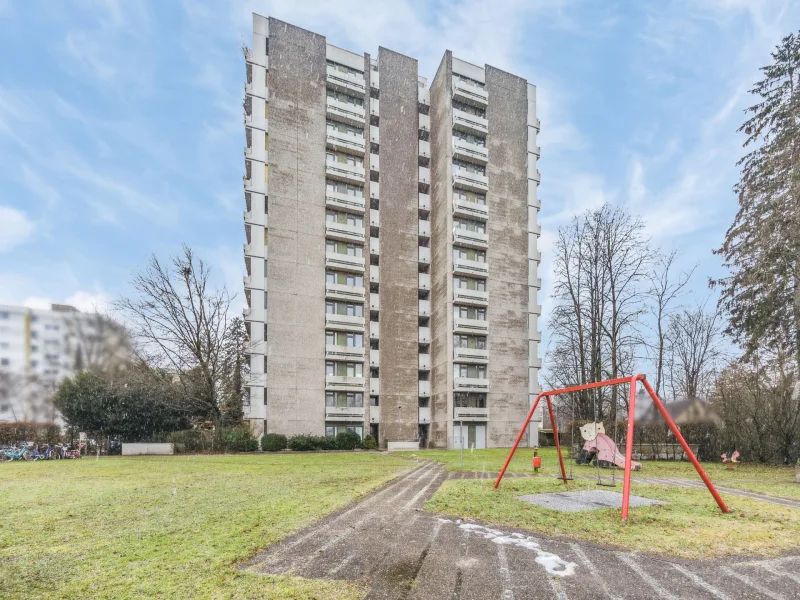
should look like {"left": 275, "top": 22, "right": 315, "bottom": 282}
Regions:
{"left": 516, "top": 490, "right": 666, "bottom": 512}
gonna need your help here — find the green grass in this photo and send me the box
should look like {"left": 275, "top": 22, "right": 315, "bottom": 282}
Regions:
{"left": 408, "top": 447, "right": 800, "bottom": 500}
{"left": 426, "top": 477, "right": 800, "bottom": 559}
{"left": 0, "top": 453, "right": 410, "bottom": 600}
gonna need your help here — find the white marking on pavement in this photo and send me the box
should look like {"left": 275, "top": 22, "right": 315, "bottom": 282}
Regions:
{"left": 402, "top": 469, "right": 446, "bottom": 510}
{"left": 569, "top": 543, "right": 620, "bottom": 600}
{"left": 671, "top": 564, "right": 731, "bottom": 600}
{"left": 760, "top": 563, "right": 800, "bottom": 586}
{"left": 328, "top": 554, "right": 355, "bottom": 577}
{"left": 720, "top": 566, "right": 785, "bottom": 600}
{"left": 495, "top": 543, "right": 515, "bottom": 600}
{"left": 616, "top": 553, "right": 677, "bottom": 600}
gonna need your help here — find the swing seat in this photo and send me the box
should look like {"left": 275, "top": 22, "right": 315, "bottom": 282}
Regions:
{"left": 583, "top": 434, "right": 642, "bottom": 471}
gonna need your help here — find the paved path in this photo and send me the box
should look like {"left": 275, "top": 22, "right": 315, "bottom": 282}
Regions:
{"left": 248, "top": 462, "right": 800, "bottom": 599}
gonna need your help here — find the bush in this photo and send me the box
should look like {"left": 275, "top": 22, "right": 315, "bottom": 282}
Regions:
{"left": 217, "top": 427, "right": 258, "bottom": 452}
{"left": 287, "top": 434, "right": 324, "bottom": 451}
{"left": 261, "top": 433, "right": 287, "bottom": 452}
{"left": 166, "top": 427, "right": 257, "bottom": 453}
{"left": 362, "top": 434, "right": 377, "bottom": 450}
{"left": 167, "top": 429, "right": 208, "bottom": 453}
{"left": 336, "top": 431, "right": 362, "bottom": 450}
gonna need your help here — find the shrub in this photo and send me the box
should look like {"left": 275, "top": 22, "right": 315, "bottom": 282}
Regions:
{"left": 217, "top": 427, "right": 258, "bottom": 452}
{"left": 167, "top": 429, "right": 207, "bottom": 453}
{"left": 336, "top": 431, "right": 361, "bottom": 450}
{"left": 288, "top": 434, "right": 323, "bottom": 452}
{"left": 320, "top": 436, "right": 339, "bottom": 450}
{"left": 261, "top": 433, "right": 287, "bottom": 452}
{"left": 362, "top": 434, "right": 378, "bottom": 450}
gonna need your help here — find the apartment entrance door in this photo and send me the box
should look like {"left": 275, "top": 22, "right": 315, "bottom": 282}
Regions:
{"left": 453, "top": 423, "right": 486, "bottom": 450}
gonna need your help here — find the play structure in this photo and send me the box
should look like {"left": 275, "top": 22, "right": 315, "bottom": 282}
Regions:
{"left": 494, "top": 374, "right": 730, "bottom": 521}
{"left": 576, "top": 422, "right": 641, "bottom": 471}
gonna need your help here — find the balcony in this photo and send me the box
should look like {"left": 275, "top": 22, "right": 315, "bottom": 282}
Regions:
{"left": 325, "top": 344, "right": 365, "bottom": 361}
{"left": 453, "top": 138, "right": 488, "bottom": 164}
{"left": 370, "top": 293, "right": 380, "bottom": 311}
{"left": 418, "top": 219, "right": 431, "bottom": 238}
{"left": 326, "top": 65, "right": 366, "bottom": 96}
{"left": 371, "top": 70, "right": 379, "bottom": 89}
{"left": 454, "top": 377, "right": 489, "bottom": 392}
{"left": 369, "top": 405, "right": 380, "bottom": 424}
{"left": 370, "top": 182, "right": 380, "bottom": 201}
{"left": 370, "top": 153, "right": 379, "bottom": 173}
{"left": 453, "top": 257, "right": 488, "bottom": 277}
{"left": 370, "top": 378, "right": 380, "bottom": 395}
{"left": 453, "top": 170, "right": 489, "bottom": 193}
{"left": 325, "top": 313, "right": 365, "bottom": 332}
{"left": 453, "top": 228, "right": 488, "bottom": 249}
{"left": 453, "top": 79, "right": 488, "bottom": 107}
{"left": 454, "top": 407, "right": 489, "bottom": 421}
{"left": 418, "top": 352, "right": 431, "bottom": 369}
{"left": 418, "top": 86, "right": 430, "bottom": 106}
{"left": 325, "top": 375, "right": 366, "bottom": 391}
{"left": 453, "top": 288, "right": 489, "bottom": 306}
{"left": 419, "top": 272, "right": 431, "bottom": 291}
{"left": 325, "top": 221, "right": 365, "bottom": 244}
{"left": 419, "top": 193, "right": 431, "bottom": 211}
{"left": 370, "top": 237, "right": 380, "bottom": 256}
{"left": 370, "top": 125, "right": 380, "bottom": 144}
{"left": 419, "top": 139, "right": 430, "bottom": 159}
{"left": 326, "top": 159, "right": 365, "bottom": 185}
{"left": 419, "top": 166, "right": 430, "bottom": 185}
{"left": 325, "top": 406, "right": 366, "bottom": 422}
{"left": 370, "top": 208, "right": 380, "bottom": 228}
{"left": 419, "top": 299, "right": 430, "bottom": 317}
{"left": 418, "top": 380, "right": 431, "bottom": 397}
{"left": 453, "top": 347, "right": 488, "bottom": 363}
{"left": 419, "top": 326, "right": 431, "bottom": 344}
{"left": 454, "top": 317, "right": 489, "bottom": 334}
{"left": 419, "top": 113, "right": 430, "bottom": 132}
{"left": 326, "top": 96, "right": 366, "bottom": 126}
{"left": 370, "top": 265, "right": 379, "bottom": 283}
{"left": 326, "top": 283, "right": 365, "bottom": 302}
{"left": 453, "top": 197, "right": 489, "bottom": 220}
{"left": 453, "top": 109, "right": 488, "bottom": 136}
{"left": 325, "top": 252, "right": 364, "bottom": 273}
{"left": 326, "top": 189, "right": 366, "bottom": 214}
{"left": 327, "top": 129, "right": 366, "bottom": 155}
{"left": 370, "top": 97, "right": 379, "bottom": 117}
{"left": 370, "top": 321, "right": 379, "bottom": 340}
{"left": 419, "top": 406, "right": 431, "bottom": 424}
{"left": 419, "top": 246, "right": 431, "bottom": 265}
{"left": 370, "top": 349, "right": 380, "bottom": 367}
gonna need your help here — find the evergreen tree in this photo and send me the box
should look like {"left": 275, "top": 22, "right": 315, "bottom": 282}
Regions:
{"left": 714, "top": 32, "right": 800, "bottom": 368}
{"left": 219, "top": 317, "right": 249, "bottom": 426}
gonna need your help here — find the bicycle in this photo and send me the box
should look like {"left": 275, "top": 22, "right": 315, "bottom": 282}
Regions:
{"left": 1, "top": 446, "right": 32, "bottom": 462}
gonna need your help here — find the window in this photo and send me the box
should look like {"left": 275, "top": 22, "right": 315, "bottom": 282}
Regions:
{"left": 326, "top": 210, "right": 364, "bottom": 228}
{"left": 326, "top": 301, "right": 364, "bottom": 317}
{"left": 453, "top": 129, "right": 486, "bottom": 147}
{"left": 453, "top": 247, "right": 486, "bottom": 263}
{"left": 327, "top": 60, "right": 362, "bottom": 76}
{"left": 326, "top": 330, "right": 363, "bottom": 347}
{"left": 453, "top": 159, "right": 485, "bottom": 176}
{"left": 326, "top": 240, "right": 363, "bottom": 257}
{"left": 325, "top": 423, "right": 364, "bottom": 438}
{"left": 456, "top": 306, "right": 486, "bottom": 320}
{"left": 326, "top": 88, "right": 363, "bottom": 107}
{"left": 454, "top": 364, "right": 487, "bottom": 379}
{"left": 454, "top": 276, "right": 486, "bottom": 292}
{"left": 31, "top": 345, "right": 39, "bottom": 353}
{"left": 327, "top": 180, "right": 364, "bottom": 198}
{"left": 454, "top": 73, "right": 485, "bottom": 90}
{"left": 326, "top": 270, "right": 364, "bottom": 287}
{"left": 325, "top": 362, "right": 363, "bottom": 377}
{"left": 454, "top": 219, "right": 486, "bottom": 234}
{"left": 326, "top": 391, "right": 364, "bottom": 408}
{"left": 0, "top": 312, "right": 8, "bottom": 319}
{"left": 327, "top": 120, "right": 364, "bottom": 137}
{"left": 0, "top": 358, "right": 8, "bottom": 366}
{"left": 454, "top": 335, "right": 487, "bottom": 350}
{"left": 453, "top": 100, "right": 485, "bottom": 118}
{"left": 454, "top": 392, "right": 486, "bottom": 408}
{"left": 454, "top": 190, "right": 486, "bottom": 205}
{"left": 327, "top": 151, "right": 363, "bottom": 167}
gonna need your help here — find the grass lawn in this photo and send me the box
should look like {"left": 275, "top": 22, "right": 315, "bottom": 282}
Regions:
{"left": 408, "top": 447, "right": 800, "bottom": 500}
{"left": 0, "top": 453, "right": 410, "bottom": 600}
{"left": 426, "top": 476, "right": 800, "bottom": 559}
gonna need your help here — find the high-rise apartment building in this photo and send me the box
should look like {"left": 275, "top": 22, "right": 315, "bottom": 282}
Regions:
{"left": 242, "top": 14, "right": 542, "bottom": 450}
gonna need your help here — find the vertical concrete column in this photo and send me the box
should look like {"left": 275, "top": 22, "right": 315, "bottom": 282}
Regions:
{"left": 376, "top": 48, "right": 420, "bottom": 446}
{"left": 429, "top": 52, "right": 454, "bottom": 449}
{"left": 264, "top": 18, "right": 327, "bottom": 435}
{"left": 484, "top": 66, "right": 530, "bottom": 448}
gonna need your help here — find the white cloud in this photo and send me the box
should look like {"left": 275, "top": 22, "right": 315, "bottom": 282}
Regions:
{"left": 64, "top": 290, "right": 110, "bottom": 313}
{"left": 0, "top": 205, "right": 35, "bottom": 252}
{"left": 20, "top": 163, "right": 61, "bottom": 208}
{"left": 22, "top": 297, "right": 52, "bottom": 311}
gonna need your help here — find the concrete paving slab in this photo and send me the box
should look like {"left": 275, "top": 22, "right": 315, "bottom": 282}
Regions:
{"left": 515, "top": 490, "right": 666, "bottom": 512}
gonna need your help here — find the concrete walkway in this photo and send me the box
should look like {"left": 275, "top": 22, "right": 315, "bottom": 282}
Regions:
{"left": 248, "top": 462, "right": 800, "bottom": 599}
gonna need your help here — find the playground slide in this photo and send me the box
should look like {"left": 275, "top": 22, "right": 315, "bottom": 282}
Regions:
{"left": 583, "top": 432, "right": 642, "bottom": 471}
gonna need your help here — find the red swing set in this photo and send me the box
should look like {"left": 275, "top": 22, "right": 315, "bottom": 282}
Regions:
{"left": 493, "top": 374, "right": 730, "bottom": 521}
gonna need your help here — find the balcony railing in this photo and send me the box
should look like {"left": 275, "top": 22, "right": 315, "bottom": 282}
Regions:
{"left": 325, "top": 406, "right": 366, "bottom": 421}
{"left": 453, "top": 197, "right": 488, "bottom": 220}
{"left": 326, "top": 283, "right": 365, "bottom": 302}
{"left": 453, "top": 407, "right": 489, "bottom": 421}
{"left": 418, "top": 381, "right": 431, "bottom": 397}
{"left": 419, "top": 327, "right": 431, "bottom": 343}
{"left": 453, "top": 170, "right": 489, "bottom": 193}
{"left": 370, "top": 378, "right": 380, "bottom": 395}
{"left": 419, "top": 353, "right": 431, "bottom": 370}
{"left": 419, "top": 219, "right": 431, "bottom": 238}
{"left": 419, "top": 406, "right": 431, "bottom": 423}
{"left": 370, "top": 349, "right": 380, "bottom": 367}
{"left": 453, "top": 347, "right": 488, "bottom": 362}
{"left": 453, "top": 258, "right": 488, "bottom": 276}
{"left": 418, "top": 299, "right": 431, "bottom": 317}
{"left": 325, "top": 313, "right": 365, "bottom": 331}
{"left": 325, "top": 221, "right": 365, "bottom": 243}
{"left": 327, "top": 130, "right": 366, "bottom": 154}
{"left": 326, "top": 65, "right": 366, "bottom": 96}
{"left": 453, "top": 228, "right": 488, "bottom": 248}
{"left": 419, "top": 272, "right": 431, "bottom": 291}
{"left": 325, "top": 252, "right": 364, "bottom": 273}
{"left": 452, "top": 109, "right": 488, "bottom": 135}
{"left": 326, "top": 160, "right": 365, "bottom": 184}
{"left": 325, "top": 375, "right": 366, "bottom": 391}
{"left": 454, "top": 317, "right": 489, "bottom": 334}
{"left": 454, "top": 377, "right": 489, "bottom": 391}
{"left": 452, "top": 79, "right": 488, "bottom": 106}
{"left": 369, "top": 293, "right": 379, "bottom": 311}
{"left": 325, "top": 345, "right": 365, "bottom": 360}
{"left": 453, "top": 288, "right": 489, "bottom": 306}
{"left": 453, "top": 139, "right": 488, "bottom": 164}
{"left": 326, "top": 97, "right": 366, "bottom": 125}
{"left": 419, "top": 193, "right": 431, "bottom": 211}
{"left": 419, "top": 246, "right": 431, "bottom": 264}
{"left": 369, "top": 405, "right": 380, "bottom": 423}
{"left": 326, "top": 190, "right": 366, "bottom": 214}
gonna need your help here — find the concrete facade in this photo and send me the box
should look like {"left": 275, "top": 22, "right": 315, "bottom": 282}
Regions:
{"left": 242, "top": 14, "right": 541, "bottom": 448}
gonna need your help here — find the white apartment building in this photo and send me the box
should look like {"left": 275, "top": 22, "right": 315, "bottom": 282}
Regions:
{"left": 242, "top": 15, "right": 542, "bottom": 450}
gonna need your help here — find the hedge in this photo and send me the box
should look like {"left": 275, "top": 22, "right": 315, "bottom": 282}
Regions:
{"left": 166, "top": 427, "right": 258, "bottom": 454}
{"left": 261, "top": 433, "right": 288, "bottom": 452}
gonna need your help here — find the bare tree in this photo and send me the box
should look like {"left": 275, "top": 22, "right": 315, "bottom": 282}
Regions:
{"left": 665, "top": 302, "right": 724, "bottom": 401}
{"left": 648, "top": 251, "right": 694, "bottom": 396}
{"left": 70, "top": 312, "right": 132, "bottom": 374}
{"left": 115, "top": 246, "right": 234, "bottom": 423}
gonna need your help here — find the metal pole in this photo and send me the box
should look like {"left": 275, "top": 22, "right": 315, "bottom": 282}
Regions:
{"left": 546, "top": 395, "right": 569, "bottom": 483}
{"left": 494, "top": 392, "right": 544, "bottom": 488}
{"left": 460, "top": 420, "right": 463, "bottom": 469}
{"left": 621, "top": 376, "right": 638, "bottom": 521}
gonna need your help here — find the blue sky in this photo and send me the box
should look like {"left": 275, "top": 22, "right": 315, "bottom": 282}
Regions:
{"left": 0, "top": 0, "right": 797, "bottom": 340}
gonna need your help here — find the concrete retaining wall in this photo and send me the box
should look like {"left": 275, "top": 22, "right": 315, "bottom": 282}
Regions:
{"left": 122, "top": 443, "right": 174, "bottom": 456}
